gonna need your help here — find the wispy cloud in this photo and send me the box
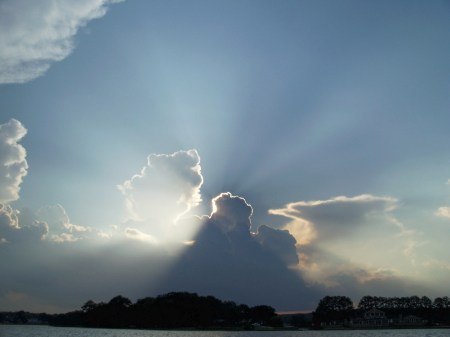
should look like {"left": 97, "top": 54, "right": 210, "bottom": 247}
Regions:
{"left": 124, "top": 227, "right": 158, "bottom": 244}
{"left": 0, "top": 0, "right": 123, "bottom": 84}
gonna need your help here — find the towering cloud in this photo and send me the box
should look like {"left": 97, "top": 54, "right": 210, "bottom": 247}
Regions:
{"left": 210, "top": 192, "right": 253, "bottom": 233}
{"left": 119, "top": 149, "right": 203, "bottom": 223}
{"left": 0, "top": 119, "right": 28, "bottom": 203}
{"left": 0, "top": 0, "right": 123, "bottom": 84}
{"left": 154, "top": 192, "right": 319, "bottom": 311}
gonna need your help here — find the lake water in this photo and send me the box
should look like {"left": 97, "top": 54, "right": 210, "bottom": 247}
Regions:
{"left": 1, "top": 325, "right": 449, "bottom": 337}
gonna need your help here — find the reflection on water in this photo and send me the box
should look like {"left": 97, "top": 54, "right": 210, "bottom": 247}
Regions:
{"left": 1, "top": 326, "right": 450, "bottom": 337}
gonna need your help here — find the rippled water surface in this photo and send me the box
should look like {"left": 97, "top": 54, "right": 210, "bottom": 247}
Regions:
{"left": 1, "top": 326, "right": 449, "bottom": 337}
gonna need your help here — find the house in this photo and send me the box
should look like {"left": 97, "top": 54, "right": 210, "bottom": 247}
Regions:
{"left": 392, "top": 314, "right": 426, "bottom": 327}
{"left": 350, "top": 309, "right": 427, "bottom": 328}
{"left": 317, "top": 308, "right": 427, "bottom": 330}
{"left": 350, "top": 309, "right": 388, "bottom": 328}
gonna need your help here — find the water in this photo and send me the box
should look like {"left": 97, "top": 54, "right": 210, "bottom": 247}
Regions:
{"left": 0, "top": 326, "right": 449, "bottom": 337}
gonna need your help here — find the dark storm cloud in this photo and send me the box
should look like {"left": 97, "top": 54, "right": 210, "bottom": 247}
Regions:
{"left": 155, "top": 193, "right": 320, "bottom": 311}
{"left": 255, "top": 225, "right": 299, "bottom": 266}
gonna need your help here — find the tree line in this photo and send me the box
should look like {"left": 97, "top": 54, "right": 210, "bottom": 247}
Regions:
{"left": 50, "top": 292, "right": 282, "bottom": 329}
{"left": 313, "top": 295, "right": 450, "bottom": 326}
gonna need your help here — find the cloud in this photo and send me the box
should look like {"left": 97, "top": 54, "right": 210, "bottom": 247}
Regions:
{"left": 0, "top": 203, "right": 94, "bottom": 244}
{"left": 269, "top": 194, "right": 398, "bottom": 244}
{"left": 35, "top": 204, "right": 92, "bottom": 242}
{"left": 210, "top": 192, "right": 253, "bottom": 233}
{"left": 156, "top": 192, "right": 320, "bottom": 311}
{"left": 436, "top": 206, "right": 450, "bottom": 218}
{"left": 0, "top": 204, "right": 48, "bottom": 243}
{"left": 0, "top": 0, "right": 123, "bottom": 84}
{"left": 36, "top": 204, "right": 70, "bottom": 228}
{"left": 119, "top": 149, "right": 203, "bottom": 223}
{"left": 124, "top": 227, "right": 158, "bottom": 244}
{"left": 0, "top": 119, "right": 28, "bottom": 203}
{"left": 268, "top": 194, "right": 425, "bottom": 295}
{"left": 254, "top": 225, "right": 299, "bottom": 266}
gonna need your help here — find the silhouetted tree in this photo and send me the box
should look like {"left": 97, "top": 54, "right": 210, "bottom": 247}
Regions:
{"left": 81, "top": 300, "right": 98, "bottom": 313}
{"left": 420, "top": 296, "right": 432, "bottom": 309}
{"left": 63, "top": 291, "right": 280, "bottom": 329}
{"left": 315, "top": 296, "right": 353, "bottom": 314}
{"left": 249, "top": 305, "right": 276, "bottom": 325}
{"left": 313, "top": 296, "right": 353, "bottom": 326}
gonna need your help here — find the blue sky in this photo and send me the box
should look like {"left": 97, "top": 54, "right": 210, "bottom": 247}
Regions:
{"left": 1, "top": 0, "right": 450, "bottom": 313}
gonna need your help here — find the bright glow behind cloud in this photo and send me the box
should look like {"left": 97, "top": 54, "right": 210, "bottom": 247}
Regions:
{"left": 119, "top": 149, "right": 203, "bottom": 223}
{"left": 0, "top": 0, "right": 123, "bottom": 84}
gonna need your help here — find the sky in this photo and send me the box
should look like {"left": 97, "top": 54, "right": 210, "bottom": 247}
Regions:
{"left": 1, "top": 0, "right": 450, "bottom": 313}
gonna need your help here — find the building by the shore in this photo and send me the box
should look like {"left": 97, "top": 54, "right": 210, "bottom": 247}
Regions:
{"left": 321, "top": 308, "right": 427, "bottom": 329}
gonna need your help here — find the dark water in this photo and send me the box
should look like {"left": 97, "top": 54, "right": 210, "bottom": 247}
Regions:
{"left": 1, "top": 326, "right": 449, "bottom": 337}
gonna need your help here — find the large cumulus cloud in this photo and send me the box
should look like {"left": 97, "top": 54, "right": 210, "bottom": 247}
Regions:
{"left": 118, "top": 149, "right": 204, "bottom": 243}
{"left": 119, "top": 149, "right": 203, "bottom": 222}
{"left": 156, "top": 192, "right": 319, "bottom": 311}
{"left": 0, "top": 0, "right": 123, "bottom": 84}
{"left": 0, "top": 119, "right": 50, "bottom": 244}
{"left": 0, "top": 119, "right": 28, "bottom": 203}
